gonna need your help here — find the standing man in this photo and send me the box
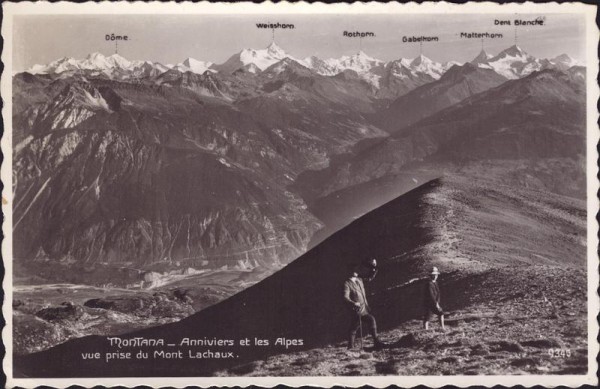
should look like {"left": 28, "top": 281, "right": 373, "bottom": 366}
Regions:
{"left": 343, "top": 258, "right": 385, "bottom": 350}
{"left": 423, "top": 266, "right": 445, "bottom": 330}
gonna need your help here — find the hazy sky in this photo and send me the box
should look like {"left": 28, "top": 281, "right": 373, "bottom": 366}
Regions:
{"left": 13, "top": 13, "right": 585, "bottom": 71}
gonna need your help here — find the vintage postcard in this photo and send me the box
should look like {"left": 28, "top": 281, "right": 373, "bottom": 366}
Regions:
{"left": 2, "top": 1, "right": 599, "bottom": 387}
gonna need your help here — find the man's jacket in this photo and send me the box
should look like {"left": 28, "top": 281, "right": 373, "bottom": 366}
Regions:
{"left": 423, "top": 280, "right": 441, "bottom": 309}
{"left": 344, "top": 277, "right": 370, "bottom": 315}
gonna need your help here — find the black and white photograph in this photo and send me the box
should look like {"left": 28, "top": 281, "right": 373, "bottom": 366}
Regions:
{"left": 2, "top": 1, "right": 598, "bottom": 387}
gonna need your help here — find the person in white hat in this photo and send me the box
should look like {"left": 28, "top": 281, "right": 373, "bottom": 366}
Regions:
{"left": 422, "top": 266, "right": 445, "bottom": 330}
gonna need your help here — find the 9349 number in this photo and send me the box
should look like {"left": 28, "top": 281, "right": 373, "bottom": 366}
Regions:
{"left": 548, "top": 348, "right": 571, "bottom": 358}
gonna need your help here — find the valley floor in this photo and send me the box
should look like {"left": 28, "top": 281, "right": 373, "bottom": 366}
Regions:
{"left": 12, "top": 268, "right": 268, "bottom": 355}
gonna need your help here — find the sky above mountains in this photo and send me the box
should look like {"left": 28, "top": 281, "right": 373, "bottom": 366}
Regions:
{"left": 13, "top": 13, "right": 585, "bottom": 72}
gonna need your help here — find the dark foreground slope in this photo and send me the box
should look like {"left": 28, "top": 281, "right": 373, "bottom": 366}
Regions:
{"left": 218, "top": 265, "right": 587, "bottom": 376}
{"left": 14, "top": 175, "right": 586, "bottom": 377}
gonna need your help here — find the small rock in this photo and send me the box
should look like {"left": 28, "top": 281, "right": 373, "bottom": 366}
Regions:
{"left": 510, "top": 357, "right": 538, "bottom": 367}
{"left": 491, "top": 340, "right": 525, "bottom": 353}
{"left": 438, "top": 356, "right": 459, "bottom": 363}
{"left": 13, "top": 299, "right": 25, "bottom": 309}
{"left": 521, "top": 338, "right": 562, "bottom": 349}
{"left": 35, "top": 302, "right": 83, "bottom": 322}
{"left": 470, "top": 344, "right": 490, "bottom": 356}
{"left": 395, "top": 333, "right": 419, "bottom": 347}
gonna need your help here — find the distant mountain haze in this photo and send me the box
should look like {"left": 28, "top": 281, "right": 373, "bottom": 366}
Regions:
{"left": 321, "top": 69, "right": 586, "bottom": 199}
{"left": 380, "top": 62, "right": 508, "bottom": 132}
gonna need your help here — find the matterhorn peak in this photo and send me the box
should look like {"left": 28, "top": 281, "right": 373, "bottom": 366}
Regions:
{"left": 471, "top": 49, "right": 492, "bottom": 65}
{"left": 509, "top": 44, "right": 523, "bottom": 51}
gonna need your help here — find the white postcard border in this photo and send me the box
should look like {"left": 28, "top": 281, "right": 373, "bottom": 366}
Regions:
{"left": 2, "top": 1, "right": 598, "bottom": 388}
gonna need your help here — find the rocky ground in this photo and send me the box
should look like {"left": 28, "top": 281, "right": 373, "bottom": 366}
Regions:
{"left": 13, "top": 176, "right": 590, "bottom": 378}
{"left": 215, "top": 266, "right": 588, "bottom": 376}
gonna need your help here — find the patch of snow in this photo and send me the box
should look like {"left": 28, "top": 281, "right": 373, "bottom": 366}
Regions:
{"left": 218, "top": 158, "right": 232, "bottom": 168}
{"left": 58, "top": 132, "right": 82, "bottom": 160}
{"left": 15, "top": 135, "right": 34, "bottom": 154}
{"left": 51, "top": 108, "right": 95, "bottom": 130}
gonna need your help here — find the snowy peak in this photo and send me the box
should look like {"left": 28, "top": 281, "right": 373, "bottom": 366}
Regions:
{"left": 210, "top": 41, "right": 299, "bottom": 74}
{"left": 549, "top": 54, "right": 579, "bottom": 71}
{"left": 298, "top": 51, "right": 385, "bottom": 86}
{"left": 299, "top": 56, "right": 337, "bottom": 76}
{"left": 335, "top": 51, "right": 383, "bottom": 72}
{"left": 442, "top": 61, "right": 463, "bottom": 72}
{"left": 175, "top": 57, "right": 214, "bottom": 74}
{"left": 79, "top": 53, "right": 131, "bottom": 70}
{"left": 266, "top": 41, "right": 286, "bottom": 58}
{"left": 471, "top": 49, "right": 493, "bottom": 65}
{"left": 105, "top": 54, "right": 132, "bottom": 68}
{"left": 396, "top": 58, "right": 413, "bottom": 68}
{"left": 323, "top": 51, "right": 384, "bottom": 78}
{"left": 263, "top": 57, "right": 312, "bottom": 77}
{"left": 483, "top": 45, "right": 539, "bottom": 79}
{"left": 354, "top": 50, "right": 381, "bottom": 63}
{"left": 86, "top": 52, "right": 105, "bottom": 61}
{"left": 409, "top": 54, "right": 445, "bottom": 79}
{"left": 386, "top": 58, "right": 413, "bottom": 72}
{"left": 238, "top": 42, "right": 291, "bottom": 71}
{"left": 552, "top": 53, "right": 575, "bottom": 63}
{"left": 410, "top": 54, "right": 433, "bottom": 67}
{"left": 497, "top": 45, "right": 527, "bottom": 58}
{"left": 28, "top": 57, "right": 80, "bottom": 74}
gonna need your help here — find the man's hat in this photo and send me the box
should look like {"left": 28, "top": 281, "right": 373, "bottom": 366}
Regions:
{"left": 431, "top": 266, "right": 440, "bottom": 275}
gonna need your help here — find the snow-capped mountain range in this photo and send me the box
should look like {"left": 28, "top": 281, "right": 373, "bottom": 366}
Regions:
{"left": 26, "top": 43, "right": 582, "bottom": 87}
{"left": 29, "top": 52, "right": 170, "bottom": 76}
{"left": 470, "top": 45, "right": 581, "bottom": 79}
